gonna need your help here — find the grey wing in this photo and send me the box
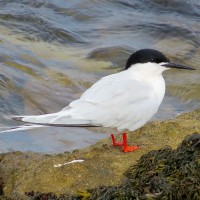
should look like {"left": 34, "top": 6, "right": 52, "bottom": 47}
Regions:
{"left": 65, "top": 75, "right": 155, "bottom": 130}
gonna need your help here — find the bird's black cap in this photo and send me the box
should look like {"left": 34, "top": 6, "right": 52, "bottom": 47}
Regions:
{"left": 125, "top": 49, "right": 169, "bottom": 70}
{"left": 125, "top": 49, "right": 195, "bottom": 71}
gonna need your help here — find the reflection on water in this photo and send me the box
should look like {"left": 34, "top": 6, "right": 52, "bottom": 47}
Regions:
{"left": 0, "top": 0, "right": 199, "bottom": 153}
{"left": 0, "top": 126, "right": 108, "bottom": 153}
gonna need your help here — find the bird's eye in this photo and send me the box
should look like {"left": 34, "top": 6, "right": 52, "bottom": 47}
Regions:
{"left": 150, "top": 58, "right": 161, "bottom": 64}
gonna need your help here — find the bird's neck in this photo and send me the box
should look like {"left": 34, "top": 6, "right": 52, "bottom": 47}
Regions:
{"left": 128, "top": 63, "right": 166, "bottom": 101}
{"left": 129, "top": 63, "right": 167, "bottom": 78}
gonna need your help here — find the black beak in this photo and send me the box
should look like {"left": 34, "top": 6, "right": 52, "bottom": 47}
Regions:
{"left": 162, "top": 62, "right": 195, "bottom": 70}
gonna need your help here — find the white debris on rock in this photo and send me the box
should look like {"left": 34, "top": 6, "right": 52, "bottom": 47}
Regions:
{"left": 54, "top": 159, "right": 84, "bottom": 167}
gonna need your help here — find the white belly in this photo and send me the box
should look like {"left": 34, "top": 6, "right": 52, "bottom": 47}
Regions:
{"left": 106, "top": 76, "right": 166, "bottom": 131}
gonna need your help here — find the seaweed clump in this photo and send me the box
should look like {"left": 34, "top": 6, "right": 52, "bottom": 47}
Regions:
{"left": 25, "top": 133, "right": 200, "bottom": 200}
{"left": 76, "top": 133, "right": 200, "bottom": 200}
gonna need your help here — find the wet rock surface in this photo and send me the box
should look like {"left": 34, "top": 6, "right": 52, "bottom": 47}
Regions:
{"left": 0, "top": 108, "right": 200, "bottom": 199}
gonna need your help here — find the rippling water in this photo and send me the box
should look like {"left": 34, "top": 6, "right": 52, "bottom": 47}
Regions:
{"left": 0, "top": 0, "right": 199, "bottom": 153}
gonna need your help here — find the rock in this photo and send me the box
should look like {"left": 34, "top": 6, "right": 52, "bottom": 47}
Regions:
{"left": 74, "top": 132, "right": 200, "bottom": 199}
{"left": 0, "top": 108, "right": 200, "bottom": 199}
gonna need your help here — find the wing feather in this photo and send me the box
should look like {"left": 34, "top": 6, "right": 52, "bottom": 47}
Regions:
{"left": 64, "top": 71, "right": 156, "bottom": 130}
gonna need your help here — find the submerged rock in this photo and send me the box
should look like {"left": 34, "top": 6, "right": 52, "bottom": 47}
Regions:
{"left": 87, "top": 46, "right": 136, "bottom": 68}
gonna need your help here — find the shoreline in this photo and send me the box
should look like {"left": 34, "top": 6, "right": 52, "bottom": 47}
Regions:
{"left": 0, "top": 108, "right": 200, "bottom": 199}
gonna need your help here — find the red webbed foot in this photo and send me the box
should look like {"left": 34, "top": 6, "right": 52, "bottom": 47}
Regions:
{"left": 111, "top": 132, "right": 140, "bottom": 153}
{"left": 122, "top": 132, "right": 140, "bottom": 152}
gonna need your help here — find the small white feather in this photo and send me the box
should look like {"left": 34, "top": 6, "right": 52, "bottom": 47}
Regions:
{"left": 54, "top": 159, "right": 84, "bottom": 167}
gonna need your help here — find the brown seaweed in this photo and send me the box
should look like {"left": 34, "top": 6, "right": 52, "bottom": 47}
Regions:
{"left": 24, "top": 133, "right": 200, "bottom": 200}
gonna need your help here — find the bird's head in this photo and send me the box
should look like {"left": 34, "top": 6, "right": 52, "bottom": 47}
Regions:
{"left": 125, "top": 49, "right": 195, "bottom": 73}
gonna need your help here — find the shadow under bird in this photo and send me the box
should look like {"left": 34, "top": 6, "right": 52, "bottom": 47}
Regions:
{"left": 9, "top": 49, "right": 195, "bottom": 152}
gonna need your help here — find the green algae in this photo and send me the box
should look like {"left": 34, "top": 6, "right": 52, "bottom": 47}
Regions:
{"left": 5, "top": 61, "right": 43, "bottom": 81}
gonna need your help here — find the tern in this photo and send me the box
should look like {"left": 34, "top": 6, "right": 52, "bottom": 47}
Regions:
{"left": 10, "top": 49, "right": 195, "bottom": 152}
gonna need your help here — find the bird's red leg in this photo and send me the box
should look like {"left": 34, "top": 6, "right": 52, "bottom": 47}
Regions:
{"left": 111, "top": 134, "right": 124, "bottom": 146}
{"left": 122, "top": 133, "right": 140, "bottom": 153}
{"left": 111, "top": 133, "right": 140, "bottom": 152}
{"left": 122, "top": 132, "right": 140, "bottom": 153}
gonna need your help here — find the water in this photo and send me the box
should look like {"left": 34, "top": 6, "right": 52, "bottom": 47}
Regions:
{"left": 0, "top": 0, "right": 199, "bottom": 153}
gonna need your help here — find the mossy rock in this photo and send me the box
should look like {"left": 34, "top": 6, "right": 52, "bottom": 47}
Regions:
{"left": 73, "top": 133, "right": 200, "bottom": 200}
